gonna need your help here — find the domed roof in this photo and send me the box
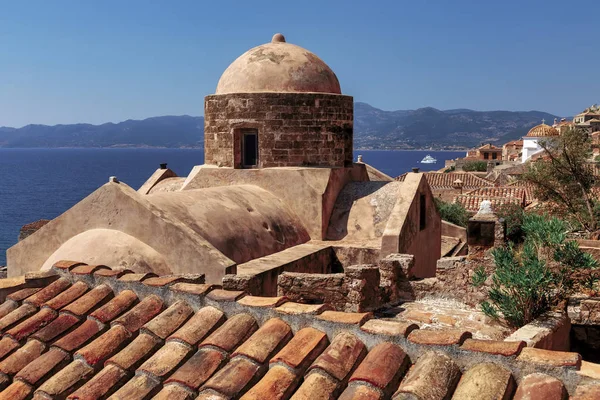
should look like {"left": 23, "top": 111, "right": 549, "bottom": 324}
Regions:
{"left": 215, "top": 33, "right": 341, "bottom": 95}
{"left": 525, "top": 123, "right": 559, "bottom": 138}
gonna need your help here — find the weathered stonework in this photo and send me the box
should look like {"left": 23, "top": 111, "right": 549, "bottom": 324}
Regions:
{"left": 277, "top": 264, "right": 381, "bottom": 312}
{"left": 204, "top": 93, "right": 353, "bottom": 168}
{"left": 379, "top": 254, "right": 415, "bottom": 303}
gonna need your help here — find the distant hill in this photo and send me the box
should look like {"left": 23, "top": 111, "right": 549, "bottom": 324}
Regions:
{"left": 0, "top": 104, "right": 560, "bottom": 150}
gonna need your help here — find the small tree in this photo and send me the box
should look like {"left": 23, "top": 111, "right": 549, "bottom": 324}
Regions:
{"left": 462, "top": 161, "right": 487, "bottom": 172}
{"left": 478, "top": 213, "right": 598, "bottom": 328}
{"left": 522, "top": 127, "right": 598, "bottom": 231}
{"left": 496, "top": 203, "right": 525, "bottom": 243}
{"left": 434, "top": 198, "right": 469, "bottom": 227}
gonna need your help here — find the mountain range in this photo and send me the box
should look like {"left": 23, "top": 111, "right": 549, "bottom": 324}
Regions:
{"left": 0, "top": 103, "right": 560, "bottom": 150}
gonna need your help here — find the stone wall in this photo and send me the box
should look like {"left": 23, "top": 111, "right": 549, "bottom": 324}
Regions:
{"left": 277, "top": 264, "right": 381, "bottom": 312}
{"left": 396, "top": 256, "right": 493, "bottom": 306}
{"left": 204, "top": 92, "right": 353, "bottom": 168}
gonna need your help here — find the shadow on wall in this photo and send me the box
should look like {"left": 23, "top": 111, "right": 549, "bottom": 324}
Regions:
{"left": 326, "top": 181, "right": 400, "bottom": 241}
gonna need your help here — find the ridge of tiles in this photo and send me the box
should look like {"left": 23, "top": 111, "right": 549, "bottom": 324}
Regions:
{"left": 0, "top": 260, "right": 595, "bottom": 399}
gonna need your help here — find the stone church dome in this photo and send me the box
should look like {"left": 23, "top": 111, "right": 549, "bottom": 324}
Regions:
{"left": 215, "top": 33, "right": 342, "bottom": 95}
{"left": 525, "top": 123, "right": 559, "bottom": 138}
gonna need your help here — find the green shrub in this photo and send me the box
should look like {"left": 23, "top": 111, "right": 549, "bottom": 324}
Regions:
{"left": 434, "top": 198, "right": 469, "bottom": 227}
{"left": 479, "top": 213, "right": 598, "bottom": 327}
{"left": 481, "top": 243, "right": 553, "bottom": 327}
{"left": 496, "top": 203, "right": 525, "bottom": 243}
{"left": 462, "top": 161, "right": 487, "bottom": 172}
{"left": 471, "top": 265, "right": 487, "bottom": 287}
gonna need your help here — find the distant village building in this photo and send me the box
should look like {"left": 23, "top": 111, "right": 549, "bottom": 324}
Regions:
{"left": 521, "top": 122, "right": 559, "bottom": 163}
{"left": 573, "top": 104, "right": 600, "bottom": 132}
{"left": 502, "top": 140, "right": 523, "bottom": 161}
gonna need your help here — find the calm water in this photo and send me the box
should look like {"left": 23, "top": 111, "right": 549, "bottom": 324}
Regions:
{"left": 0, "top": 149, "right": 463, "bottom": 265}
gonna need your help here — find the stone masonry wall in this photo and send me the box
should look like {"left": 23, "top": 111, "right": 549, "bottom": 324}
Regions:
{"left": 277, "top": 264, "right": 380, "bottom": 312}
{"left": 204, "top": 93, "right": 353, "bottom": 168}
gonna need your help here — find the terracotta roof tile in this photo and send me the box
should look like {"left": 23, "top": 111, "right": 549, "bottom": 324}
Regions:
{"left": 513, "top": 373, "right": 566, "bottom": 400}
{"left": 89, "top": 289, "right": 137, "bottom": 323}
{"left": 452, "top": 363, "right": 515, "bottom": 399}
{"left": 292, "top": 369, "right": 339, "bottom": 399}
{"left": 93, "top": 268, "right": 133, "bottom": 278}
{"left": 517, "top": 347, "right": 582, "bottom": 368}
{"left": 52, "top": 319, "right": 103, "bottom": 352}
{"left": 6, "top": 307, "right": 57, "bottom": 341}
{"left": 207, "top": 289, "right": 246, "bottom": 302}
{"left": 240, "top": 364, "right": 299, "bottom": 400}
{"left": 0, "top": 339, "right": 45, "bottom": 376}
{"left": 138, "top": 341, "right": 192, "bottom": 379}
{"left": 75, "top": 325, "right": 131, "bottom": 366}
{"left": 275, "top": 301, "right": 330, "bottom": 315}
{"left": 70, "top": 264, "right": 110, "bottom": 275}
{"left": 109, "top": 372, "right": 159, "bottom": 399}
{"left": 237, "top": 296, "right": 288, "bottom": 308}
{"left": 153, "top": 383, "right": 193, "bottom": 400}
{"left": 339, "top": 384, "right": 382, "bottom": 400}
{"left": 143, "top": 274, "right": 204, "bottom": 287}
{"left": 270, "top": 327, "right": 329, "bottom": 370}
{"left": 30, "top": 313, "right": 79, "bottom": 343}
{"left": 118, "top": 272, "right": 157, "bottom": 282}
{"left": 232, "top": 318, "right": 292, "bottom": 363}
{"left": 397, "top": 172, "right": 493, "bottom": 190}
{"left": 0, "top": 302, "right": 18, "bottom": 320}
{"left": 23, "top": 278, "right": 71, "bottom": 307}
{"left": 111, "top": 294, "right": 163, "bottom": 334}
{"left": 394, "top": 351, "right": 461, "bottom": 399}
{"left": 0, "top": 380, "right": 32, "bottom": 400}
{"left": 316, "top": 310, "right": 372, "bottom": 325}
{"left": 309, "top": 332, "right": 366, "bottom": 381}
{"left": 360, "top": 319, "right": 418, "bottom": 337}
{"left": 0, "top": 265, "right": 596, "bottom": 399}
{"left": 349, "top": 342, "right": 407, "bottom": 391}
{"left": 141, "top": 300, "right": 193, "bottom": 339}
{"left": 41, "top": 281, "right": 88, "bottom": 311}
{"left": 67, "top": 363, "right": 128, "bottom": 400}
{"left": 0, "top": 304, "right": 38, "bottom": 331}
{"left": 52, "top": 260, "right": 86, "bottom": 271}
{"left": 106, "top": 332, "right": 161, "bottom": 371}
{"left": 0, "top": 337, "right": 19, "bottom": 360}
{"left": 6, "top": 287, "right": 41, "bottom": 302}
{"left": 408, "top": 328, "right": 471, "bottom": 346}
{"left": 461, "top": 339, "right": 525, "bottom": 357}
{"left": 200, "top": 313, "right": 258, "bottom": 352}
{"left": 170, "top": 282, "right": 219, "bottom": 296}
{"left": 200, "top": 356, "right": 262, "bottom": 398}
{"left": 60, "top": 284, "right": 113, "bottom": 316}
{"left": 167, "top": 306, "right": 224, "bottom": 346}
{"left": 165, "top": 347, "right": 226, "bottom": 390}
{"left": 15, "top": 347, "right": 69, "bottom": 385}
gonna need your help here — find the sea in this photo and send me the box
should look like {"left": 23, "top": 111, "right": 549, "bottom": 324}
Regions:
{"left": 0, "top": 149, "right": 464, "bottom": 266}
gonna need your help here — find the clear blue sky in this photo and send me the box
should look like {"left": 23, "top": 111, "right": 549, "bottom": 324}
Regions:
{"left": 1, "top": 0, "right": 598, "bottom": 128}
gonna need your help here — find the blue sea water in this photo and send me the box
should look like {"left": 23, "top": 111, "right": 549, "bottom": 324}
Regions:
{"left": 0, "top": 149, "right": 463, "bottom": 266}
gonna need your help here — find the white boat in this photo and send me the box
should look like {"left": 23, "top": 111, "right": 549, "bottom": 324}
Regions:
{"left": 420, "top": 154, "right": 437, "bottom": 164}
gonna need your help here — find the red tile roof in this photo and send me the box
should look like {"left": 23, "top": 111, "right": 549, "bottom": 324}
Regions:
{"left": 0, "top": 262, "right": 596, "bottom": 399}
{"left": 454, "top": 186, "right": 526, "bottom": 212}
{"left": 396, "top": 172, "right": 494, "bottom": 190}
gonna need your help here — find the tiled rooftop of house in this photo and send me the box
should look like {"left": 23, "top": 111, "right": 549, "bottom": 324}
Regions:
{"left": 396, "top": 172, "right": 493, "bottom": 190}
{"left": 0, "top": 261, "right": 598, "bottom": 400}
{"left": 454, "top": 186, "right": 526, "bottom": 213}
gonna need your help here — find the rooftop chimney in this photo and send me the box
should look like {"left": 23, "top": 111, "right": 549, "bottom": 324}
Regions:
{"left": 160, "top": 163, "right": 168, "bottom": 170}
{"left": 412, "top": 167, "right": 420, "bottom": 173}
